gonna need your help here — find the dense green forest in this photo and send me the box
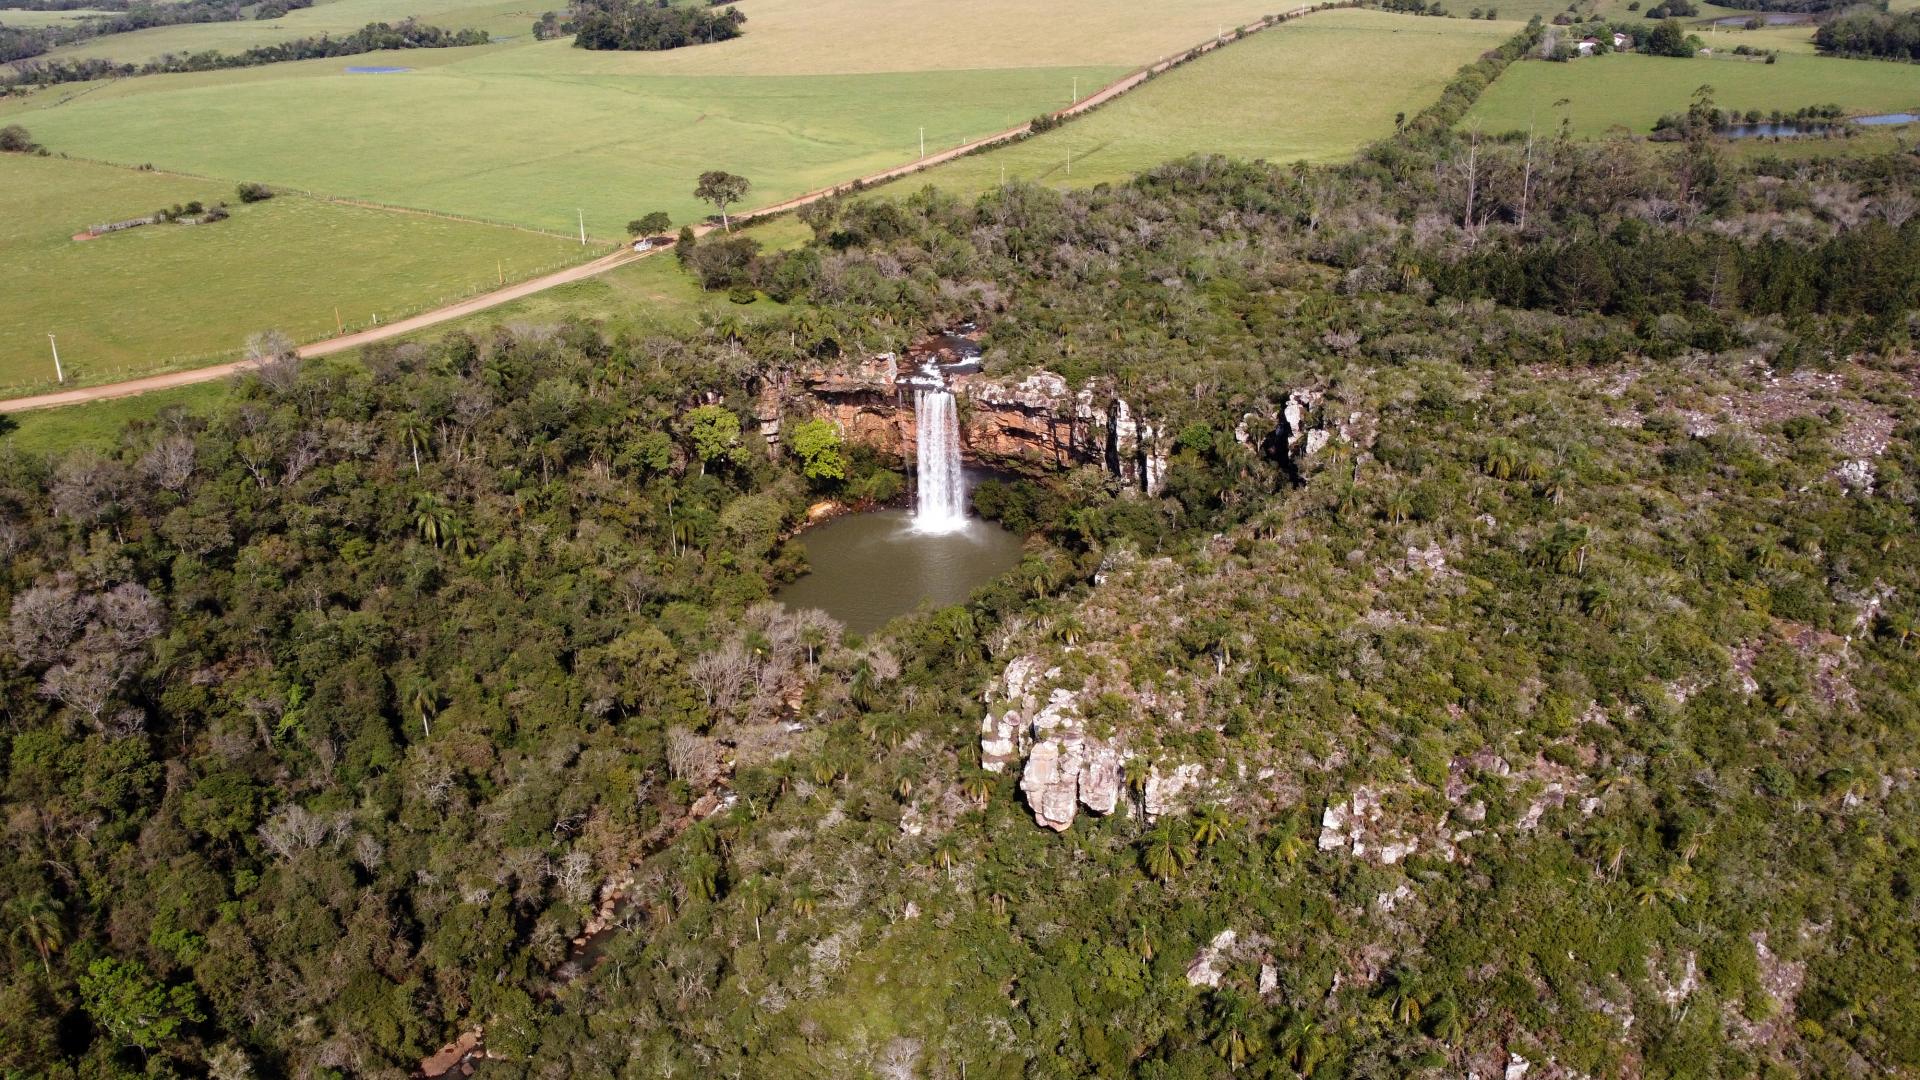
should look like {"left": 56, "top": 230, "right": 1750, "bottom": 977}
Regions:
{"left": 3, "top": 96, "right": 1920, "bottom": 1078}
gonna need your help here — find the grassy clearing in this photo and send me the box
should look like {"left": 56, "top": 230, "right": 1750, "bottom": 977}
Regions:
{"left": 2, "top": 380, "right": 229, "bottom": 456}
{"left": 1465, "top": 53, "right": 1920, "bottom": 136}
{"left": 0, "top": 153, "right": 586, "bottom": 394}
{"left": 4, "top": 57, "right": 1125, "bottom": 235}
{"left": 872, "top": 10, "right": 1519, "bottom": 198}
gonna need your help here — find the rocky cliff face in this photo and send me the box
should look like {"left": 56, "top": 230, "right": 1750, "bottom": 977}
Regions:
{"left": 791, "top": 353, "right": 1175, "bottom": 494}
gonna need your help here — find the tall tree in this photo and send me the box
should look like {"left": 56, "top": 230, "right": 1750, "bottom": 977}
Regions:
{"left": 694, "top": 170, "right": 751, "bottom": 232}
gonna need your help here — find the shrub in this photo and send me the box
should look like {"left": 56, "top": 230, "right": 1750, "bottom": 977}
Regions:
{"left": 236, "top": 182, "right": 274, "bottom": 203}
{"left": 0, "top": 124, "right": 36, "bottom": 153}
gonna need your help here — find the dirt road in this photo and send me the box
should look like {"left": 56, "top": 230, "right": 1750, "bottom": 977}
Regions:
{"left": 3, "top": 4, "right": 1324, "bottom": 418}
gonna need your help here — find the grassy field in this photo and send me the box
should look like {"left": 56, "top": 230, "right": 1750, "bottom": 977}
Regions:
{"left": 41, "top": 0, "right": 534, "bottom": 63}
{"left": 1466, "top": 53, "right": 1920, "bottom": 136}
{"left": 3, "top": 55, "right": 1127, "bottom": 236}
{"left": 2, "top": 380, "right": 230, "bottom": 456}
{"left": 40, "top": 0, "right": 1291, "bottom": 68}
{"left": 0, "top": 8, "right": 117, "bottom": 28}
{"left": 396, "top": 215, "right": 813, "bottom": 340}
{"left": 872, "top": 10, "right": 1520, "bottom": 197}
{"left": 0, "top": 215, "right": 810, "bottom": 453}
{"left": 0, "top": 153, "right": 587, "bottom": 393}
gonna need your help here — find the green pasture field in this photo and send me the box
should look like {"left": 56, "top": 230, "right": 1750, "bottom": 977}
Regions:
{"left": 871, "top": 10, "right": 1520, "bottom": 198}
{"left": 40, "top": 0, "right": 533, "bottom": 63}
{"left": 40, "top": 0, "right": 1289, "bottom": 69}
{"left": 0, "top": 216, "right": 809, "bottom": 451}
{"left": 394, "top": 215, "right": 813, "bottom": 343}
{"left": 1464, "top": 52, "right": 1920, "bottom": 136}
{"left": 0, "top": 8, "right": 116, "bottom": 28}
{"left": 1, "top": 55, "right": 1126, "bottom": 235}
{"left": 0, "top": 153, "right": 587, "bottom": 394}
{"left": 1, "top": 380, "right": 230, "bottom": 456}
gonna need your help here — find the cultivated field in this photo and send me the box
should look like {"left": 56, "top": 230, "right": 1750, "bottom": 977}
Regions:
{"left": 879, "top": 10, "right": 1519, "bottom": 196}
{"left": 1466, "top": 52, "right": 1920, "bottom": 136}
{"left": 0, "top": 154, "right": 585, "bottom": 392}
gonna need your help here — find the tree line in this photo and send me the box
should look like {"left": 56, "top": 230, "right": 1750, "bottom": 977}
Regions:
{"left": 1815, "top": 7, "right": 1920, "bottom": 61}
{"left": 3, "top": 18, "right": 488, "bottom": 85}
{"left": 531, "top": 0, "right": 745, "bottom": 50}
{"left": 0, "top": 0, "right": 301, "bottom": 66}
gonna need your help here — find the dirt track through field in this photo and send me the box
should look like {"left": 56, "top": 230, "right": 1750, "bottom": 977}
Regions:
{"left": 2, "top": 4, "right": 1325, "bottom": 417}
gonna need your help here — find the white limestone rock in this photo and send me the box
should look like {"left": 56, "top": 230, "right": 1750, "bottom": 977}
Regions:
{"left": 1143, "top": 762, "right": 1206, "bottom": 821}
{"left": 1185, "top": 929, "right": 1238, "bottom": 988}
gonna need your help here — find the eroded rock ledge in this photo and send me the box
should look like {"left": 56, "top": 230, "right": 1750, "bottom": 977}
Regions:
{"left": 981, "top": 653, "right": 1209, "bottom": 831}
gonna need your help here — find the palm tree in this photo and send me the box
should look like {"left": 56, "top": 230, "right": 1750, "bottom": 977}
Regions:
{"left": 1209, "top": 991, "right": 1263, "bottom": 1071}
{"left": 1426, "top": 997, "right": 1466, "bottom": 1048}
{"left": 1539, "top": 467, "right": 1573, "bottom": 506}
{"left": 683, "top": 852, "right": 721, "bottom": 904}
{"left": 1384, "top": 975, "right": 1427, "bottom": 1026}
{"left": 7, "top": 893, "right": 64, "bottom": 975}
{"left": 788, "top": 883, "right": 819, "bottom": 919}
{"left": 931, "top": 838, "right": 961, "bottom": 881}
{"left": 1634, "top": 871, "right": 1689, "bottom": 907}
{"left": 412, "top": 492, "right": 452, "bottom": 547}
{"left": 1270, "top": 830, "right": 1309, "bottom": 869}
{"left": 1539, "top": 523, "right": 1590, "bottom": 574}
{"left": 1382, "top": 486, "right": 1414, "bottom": 525}
{"left": 736, "top": 875, "right": 771, "bottom": 941}
{"left": 403, "top": 676, "right": 440, "bottom": 739}
{"left": 961, "top": 772, "right": 993, "bottom": 806}
{"left": 395, "top": 412, "right": 430, "bottom": 476}
{"left": 1480, "top": 438, "right": 1521, "bottom": 481}
{"left": 1580, "top": 581, "right": 1619, "bottom": 620}
{"left": 1192, "top": 805, "right": 1234, "bottom": 847}
{"left": 861, "top": 711, "right": 909, "bottom": 749}
{"left": 1277, "top": 1015, "right": 1327, "bottom": 1076}
{"left": 1127, "top": 924, "right": 1155, "bottom": 962}
{"left": 1141, "top": 819, "right": 1195, "bottom": 882}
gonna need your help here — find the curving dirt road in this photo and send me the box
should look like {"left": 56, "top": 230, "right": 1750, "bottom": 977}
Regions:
{"left": 2, "top": 4, "right": 1322, "bottom": 418}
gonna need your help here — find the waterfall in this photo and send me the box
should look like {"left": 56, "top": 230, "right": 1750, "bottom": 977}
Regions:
{"left": 913, "top": 387, "right": 967, "bottom": 534}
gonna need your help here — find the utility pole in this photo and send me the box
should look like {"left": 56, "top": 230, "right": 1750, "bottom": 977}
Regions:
{"left": 47, "top": 333, "right": 63, "bottom": 383}
{"left": 919, "top": 126, "right": 925, "bottom": 159}
{"left": 1072, "top": 76, "right": 1078, "bottom": 105}
{"left": 577, "top": 208, "right": 586, "bottom": 246}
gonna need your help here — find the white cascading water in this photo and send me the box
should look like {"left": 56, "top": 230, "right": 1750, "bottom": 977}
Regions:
{"left": 913, "top": 387, "right": 967, "bottom": 534}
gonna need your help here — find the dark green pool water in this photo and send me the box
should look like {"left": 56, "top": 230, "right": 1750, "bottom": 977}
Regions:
{"left": 776, "top": 509, "right": 1023, "bottom": 635}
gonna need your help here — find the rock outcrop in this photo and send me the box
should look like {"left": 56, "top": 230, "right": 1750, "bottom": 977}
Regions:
{"left": 789, "top": 343, "right": 1207, "bottom": 493}
{"left": 983, "top": 653, "right": 1206, "bottom": 831}
{"left": 984, "top": 654, "right": 1127, "bottom": 830}
{"left": 790, "top": 340, "right": 1345, "bottom": 496}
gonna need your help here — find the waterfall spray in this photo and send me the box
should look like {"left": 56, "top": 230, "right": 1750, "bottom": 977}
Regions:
{"left": 913, "top": 386, "right": 967, "bottom": 534}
